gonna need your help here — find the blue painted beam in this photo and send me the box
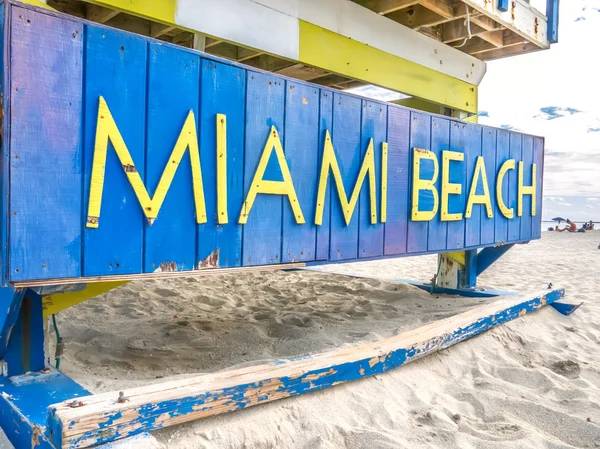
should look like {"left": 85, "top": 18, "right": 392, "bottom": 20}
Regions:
{"left": 0, "top": 285, "right": 25, "bottom": 359}
{"left": 498, "top": 0, "right": 509, "bottom": 12}
{"left": 49, "top": 289, "right": 564, "bottom": 448}
{"left": 476, "top": 244, "right": 515, "bottom": 276}
{"left": 546, "top": 0, "right": 560, "bottom": 43}
{"left": 463, "top": 249, "right": 478, "bottom": 289}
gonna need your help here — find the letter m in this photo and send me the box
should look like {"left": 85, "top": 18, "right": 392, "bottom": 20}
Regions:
{"left": 86, "top": 96, "right": 206, "bottom": 228}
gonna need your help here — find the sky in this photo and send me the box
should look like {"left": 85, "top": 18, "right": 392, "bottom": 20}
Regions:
{"left": 351, "top": 0, "right": 600, "bottom": 225}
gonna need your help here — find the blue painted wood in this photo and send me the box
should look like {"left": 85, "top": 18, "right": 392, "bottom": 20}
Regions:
{"left": 316, "top": 91, "right": 333, "bottom": 261}
{"left": 0, "top": 285, "right": 24, "bottom": 357}
{"left": 546, "top": 0, "right": 559, "bottom": 43}
{"left": 494, "top": 129, "right": 510, "bottom": 243}
{"left": 463, "top": 249, "right": 478, "bottom": 288}
{"left": 550, "top": 301, "right": 582, "bottom": 316}
{"left": 480, "top": 127, "right": 496, "bottom": 245}
{"left": 520, "top": 135, "right": 534, "bottom": 241}
{"left": 464, "top": 124, "right": 482, "bottom": 247}
{"left": 282, "top": 81, "right": 319, "bottom": 263}
{"left": 384, "top": 106, "right": 410, "bottom": 256}
{"left": 428, "top": 117, "right": 449, "bottom": 251}
{"left": 83, "top": 26, "right": 147, "bottom": 276}
{"left": 532, "top": 137, "right": 544, "bottom": 239}
{"left": 329, "top": 93, "right": 362, "bottom": 261}
{"left": 242, "top": 71, "right": 285, "bottom": 266}
{"left": 508, "top": 133, "right": 522, "bottom": 242}
{"left": 476, "top": 244, "right": 515, "bottom": 276}
{"left": 359, "top": 100, "right": 386, "bottom": 258}
{"left": 0, "top": 1, "right": 8, "bottom": 286}
{"left": 498, "top": 0, "right": 509, "bottom": 11}
{"left": 407, "top": 112, "right": 431, "bottom": 253}
{"left": 446, "top": 121, "right": 466, "bottom": 250}
{"left": 49, "top": 288, "right": 565, "bottom": 448}
{"left": 145, "top": 43, "right": 200, "bottom": 273}
{"left": 199, "top": 59, "right": 245, "bottom": 268}
{"left": 9, "top": 8, "right": 83, "bottom": 281}
{"left": 4, "top": 290, "right": 45, "bottom": 376}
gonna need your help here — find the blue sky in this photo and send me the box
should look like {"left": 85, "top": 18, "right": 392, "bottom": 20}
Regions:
{"left": 351, "top": 0, "right": 599, "bottom": 225}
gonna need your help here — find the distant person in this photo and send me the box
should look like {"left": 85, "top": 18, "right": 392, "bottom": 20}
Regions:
{"left": 588, "top": 220, "right": 594, "bottom": 231}
{"left": 556, "top": 219, "right": 577, "bottom": 233}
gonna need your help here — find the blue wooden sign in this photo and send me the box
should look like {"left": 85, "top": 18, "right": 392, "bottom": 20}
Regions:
{"left": 3, "top": 5, "right": 543, "bottom": 283}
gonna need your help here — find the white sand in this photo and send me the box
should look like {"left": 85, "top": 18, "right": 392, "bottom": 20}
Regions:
{"left": 2, "top": 232, "right": 600, "bottom": 448}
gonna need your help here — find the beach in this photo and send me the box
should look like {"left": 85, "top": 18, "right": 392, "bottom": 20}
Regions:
{"left": 2, "top": 231, "right": 599, "bottom": 448}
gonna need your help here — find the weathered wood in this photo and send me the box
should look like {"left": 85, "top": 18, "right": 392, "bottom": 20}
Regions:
{"left": 86, "top": 4, "right": 119, "bottom": 24}
{"left": 387, "top": 4, "right": 447, "bottom": 29}
{"left": 355, "top": 0, "right": 419, "bottom": 15}
{"left": 150, "top": 22, "right": 175, "bottom": 39}
{"left": 478, "top": 29, "right": 504, "bottom": 47}
{"left": 475, "top": 41, "right": 541, "bottom": 60}
{"left": 49, "top": 289, "right": 565, "bottom": 449}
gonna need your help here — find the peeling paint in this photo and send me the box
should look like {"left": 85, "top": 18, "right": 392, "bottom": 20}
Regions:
{"left": 198, "top": 248, "right": 220, "bottom": 269}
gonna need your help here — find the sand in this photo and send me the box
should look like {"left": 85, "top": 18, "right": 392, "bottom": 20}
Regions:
{"left": 2, "top": 231, "right": 600, "bottom": 449}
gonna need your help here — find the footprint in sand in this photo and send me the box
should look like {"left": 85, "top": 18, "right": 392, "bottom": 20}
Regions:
{"left": 549, "top": 360, "right": 581, "bottom": 379}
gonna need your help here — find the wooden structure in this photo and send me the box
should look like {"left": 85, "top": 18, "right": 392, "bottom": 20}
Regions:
{"left": 0, "top": 0, "right": 563, "bottom": 447}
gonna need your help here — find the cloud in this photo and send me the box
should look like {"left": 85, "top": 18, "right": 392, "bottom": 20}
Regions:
{"left": 535, "top": 106, "right": 582, "bottom": 120}
{"left": 500, "top": 124, "right": 517, "bottom": 130}
{"left": 588, "top": 198, "right": 600, "bottom": 203}
{"left": 587, "top": 127, "right": 600, "bottom": 132}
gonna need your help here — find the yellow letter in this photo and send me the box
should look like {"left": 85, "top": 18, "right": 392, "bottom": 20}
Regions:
{"left": 518, "top": 162, "right": 537, "bottom": 217}
{"left": 381, "top": 142, "right": 388, "bottom": 223}
{"left": 87, "top": 96, "right": 206, "bottom": 228}
{"left": 465, "top": 156, "right": 493, "bottom": 219}
{"left": 496, "top": 159, "right": 515, "bottom": 219}
{"left": 216, "top": 114, "right": 228, "bottom": 224}
{"left": 411, "top": 148, "right": 439, "bottom": 221}
{"left": 238, "top": 126, "right": 304, "bottom": 224}
{"left": 441, "top": 150, "right": 464, "bottom": 221}
{"left": 314, "top": 131, "right": 377, "bottom": 226}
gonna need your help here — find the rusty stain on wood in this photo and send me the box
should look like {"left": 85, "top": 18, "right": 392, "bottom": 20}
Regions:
{"left": 198, "top": 248, "right": 220, "bottom": 269}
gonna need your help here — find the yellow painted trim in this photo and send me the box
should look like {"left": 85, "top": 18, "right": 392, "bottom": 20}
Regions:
{"left": 465, "top": 156, "right": 493, "bottom": 219}
{"left": 441, "top": 150, "right": 464, "bottom": 221}
{"left": 444, "top": 251, "right": 466, "bottom": 266}
{"left": 518, "top": 162, "right": 536, "bottom": 217}
{"left": 381, "top": 142, "right": 388, "bottom": 223}
{"left": 497, "top": 159, "right": 515, "bottom": 219}
{"left": 87, "top": 97, "right": 206, "bottom": 227}
{"left": 83, "top": 0, "right": 176, "bottom": 25}
{"left": 238, "top": 126, "right": 305, "bottom": 224}
{"left": 42, "top": 281, "right": 127, "bottom": 317}
{"left": 411, "top": 148, "right": 439, "bottom": 222}
{"left": 18, "top": 0, "right": 56, "bottom": 10}
{"left": 315, "top": 132, "right": 377, "bottom": 226}
{"left": 216, "top": 114, "right": 228, "bottom": 224}
{"left": 298, "top": 21, "right": 477, "bottom": 114}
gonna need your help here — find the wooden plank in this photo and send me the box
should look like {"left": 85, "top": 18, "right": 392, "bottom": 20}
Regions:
{"left": 9, "top": 8, "right": 83, "bottom": 281}
{"left": 464, "top": 124, "right": 482, "bottom": 247}
{"left": 532, "top": 136, "right": 544, "bottom": 238}
{"left": 494, "top": 130, "right": 510, "bottom": 243}
{"left": 470, "top": 14, "right": 502, "bottom": 31}
{"left": 241, "top": 71, "right": 285, "bottom": 266}
{"left": 427, "top": 117, "right": 449, "bottom": 252}
{"left": 12, "top": 262, "right": 306, "bottom": 288}
{"left": 150, "top": 22, "right": 175, "bottom": 38}
{"left": 198, "top": 60, "right": 246, "bottom": 268}
{"left": 386, "top": 4, "right": 447, "bottom": 29}
{"left": 237, "top": 47, "right": 263, "bottom": 62}
{"left": 520, "top": 135, "right": 533, "bottom": 241}
{"left": 446, "top": 121, "right": 466, "bottom": 250}
{"left": 451, "top": 36, "right": 496, "bottom": 54}
{"left": 359, "top": 101, "right": 386, "bottom": 258}
{"left": 480, "top": 127, "right": 496, "bottom": 244}
{"left": 86, "top": 4, "right": 119, "bottom": 23}
{"left": 442, "top": 20, "right": 486, "bottom": 43}
{"left": 384, "top": 106, "right": 410, "bottom": 255}
{"left": 354, "top": 0, "right": 419, "bottom": 15}
{"left": 83, "top": 26, "right": 147, "bottom": 276}
{"left": 281, "top": 81, "right": 319, "bottom": 263}
{"left": 104, "top": 13, "right": 150, "bottom": 35}
{"left": 507, "top": 132, "right": 522, "bottom": 242}
{"left": 329, "top": 93, "right": 362, "bottom": 261}
{"left": 316, "top": 92, "right": 333, "bottom": 261}
{"left": 475, "top": 42, "right": 542, "bottom": 60}
{"left": 49, "top": 289, "right": 566, "bottom": 449}
{"left": 407, "top": 112, "right": 430, "bottom": 253}
{"left": 478, "top": 29, "right": 504, "bottom": 47}
{"left": 144, "top": 44, "right": 200, "bottom": 273}
{"left": 276, "top": 64, "right": 329, "bottom": 81}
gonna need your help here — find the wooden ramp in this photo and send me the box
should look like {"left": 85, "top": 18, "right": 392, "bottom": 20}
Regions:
{"left": 48, "top": 288, "right": 564, "bottom": 449}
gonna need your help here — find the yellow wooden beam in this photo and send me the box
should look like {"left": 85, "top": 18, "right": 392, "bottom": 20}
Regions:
{"left": 42, "top": 282, "right": 127, "bottom": 317}
{"left": 83, "top": 0, "right": 176, "bottom": 25}
{"left": 298, "top": 21, "right": 477, "bottom": 114}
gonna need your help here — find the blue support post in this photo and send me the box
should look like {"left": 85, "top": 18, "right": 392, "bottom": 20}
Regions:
{"left": 462, "top": 249, "right": 478, "bottom": 289}
{"left": 546, "top": 0, "right": 560, "bottom": 43}
{"left": 498, "top": 0, "right": 509, "bottom": 12}
{"left": 0, "top": 286, "right": 25, "bottom": 359}
{"left": 476, "top": 244, "right": 515, "bottom": 276}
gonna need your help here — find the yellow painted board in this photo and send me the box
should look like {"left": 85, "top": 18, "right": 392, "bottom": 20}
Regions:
{"left": 444, "top": 251, "right": 466, "bottom": 266}
{"left": 19, "top": 0, "right": 55, "bottom": 10}
{"left": 42, "top": 281, "right": 128, "bottom": 317}
{"left": 298, "top": 21, "right": 478, "bottom": 114}
{"left": 84, "top": 0, "right": 176, "bottom": 25}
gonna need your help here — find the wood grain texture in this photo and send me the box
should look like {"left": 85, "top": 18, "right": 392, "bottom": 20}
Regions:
{"left": 49, "top": 289, "right": 565, "bottom": 449}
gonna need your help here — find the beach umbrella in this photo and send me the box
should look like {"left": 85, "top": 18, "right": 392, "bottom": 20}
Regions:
{"left": 552, "top": 217, "right": 567, "bottom": 223}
